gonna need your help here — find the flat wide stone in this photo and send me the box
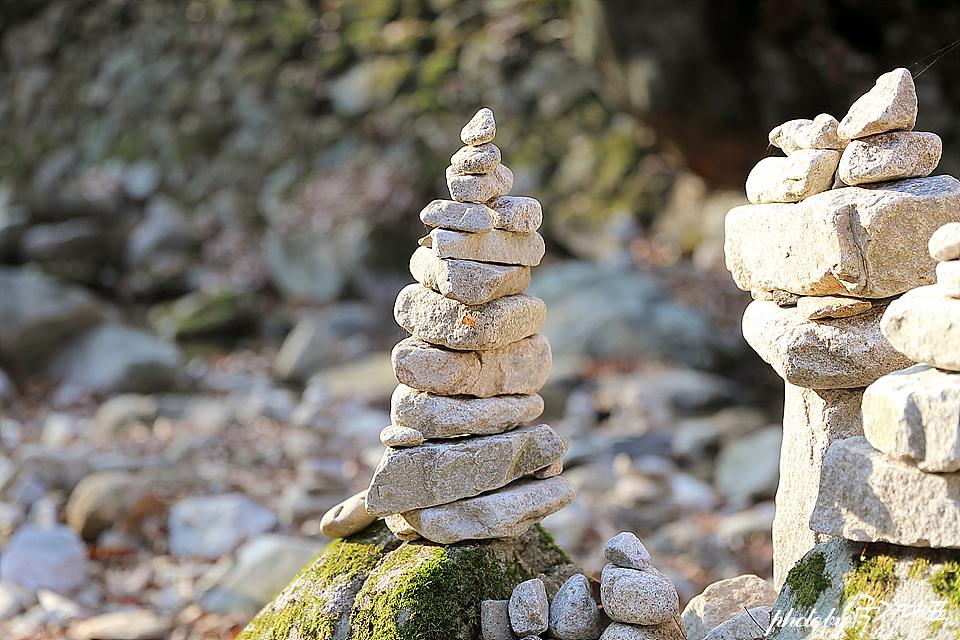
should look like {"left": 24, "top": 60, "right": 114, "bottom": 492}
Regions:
{"left": 601, "top": 564, "right": 679, "bottom": 626}
{"left": 881, "top": 284, "right": 960, "bottom": 371}
{"left": 398, "top": 477, "right": 574, "bottom": 545}
{"left": 447, "top": 164, "right": 513, "bottom": 203}
{"left": 838, "top": 130, "right": 941, "bottom": 185}
{"left": 419, "top": 199, "right": 493, "bottom": 233}
{"left": 451, "top": 143, "right": 501, "bottom": 175}
{"left": 796, "top": 295, "right": 872, "bottom": 319}
{"left": 724, "top": 175, "right": 960, "bottom": 298}
{"left": 488, "top": 196, "right": 543, "bottom": 233}
{"left": 364, "top": 423, "right": 567, "bottom": 516}
{"left": 741, "top": 300, "right": 912, "bottom": 389}
{"left": 429, "top": 228, "right": 545, "bottom": 266}
{"left": 409, "top": 247, "right": 530, "bottom": 306}
{"left": 772, "top": 384, "right": 864, "bottom": 588}
{"left": 745, "top": 149, "right": 840, "bottom": 204}
{"left": 390, "top": 384, "right": 544, "bottom": 438}
{"left": 394, "top": 284, "right": 546, "bottom": 351}
{"left": 938, "top": 260, "right": 960, "bottom": 297}
{"left": 837, "top": 67, "right": 917, "bottom": 140}
{"left": 930, "top": 222, "right": 960, "bottom": 261}
{"left": 392, "top": 334, "right": 551, "bottom": 398}
{"left": 863, "top": 364, "right": 960, "bottom": 472}
{"left": 810, "top": 436, "right": 960, "bottom": 547}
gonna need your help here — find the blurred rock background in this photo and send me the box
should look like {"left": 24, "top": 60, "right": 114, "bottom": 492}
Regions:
{"left": 0, "top": 0, "right": 957, "bottom": 638}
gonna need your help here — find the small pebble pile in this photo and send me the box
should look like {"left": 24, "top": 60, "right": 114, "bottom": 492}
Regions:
{"left": 723, "top": 67, "right": 960, "bottom": 585}
{"left": 356, "top": 108, "right": 573, "bottom": 544}
{"left": 808, "top": 221, "right": 960, "bottom": 546}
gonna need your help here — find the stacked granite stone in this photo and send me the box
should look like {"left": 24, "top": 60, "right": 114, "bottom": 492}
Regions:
{"left": 723, "top": 67, "right": 960, "bottom": 586}
{"left": 363, "top": 108, "right": 574, "bottom": 544}
{"left": 809, "top": 222, "right": 960, "bottom": 547}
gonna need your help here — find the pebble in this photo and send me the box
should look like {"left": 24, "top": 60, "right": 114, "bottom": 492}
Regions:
{"left": 379, "top": 425, "right": 425, "bottom": 447}
{"left": 481, "top": 599, "right": 517, "bottom": 640}
{"left": 548, "top": 573, "right": 600, "bottom": 640}
{"left": 604, "top": 531, "right": 651, "bottom": 570}
{"left": 509, "top": 578, "right": 549, "bottom": 637}
{"left": 838, "top": 130, "right": 941, "bottom": 186}
{"left": 461, "top": 107, "right": 496, "bottom": 145}
{"left": 600, "top": 564, "right": 679, "bottom": 626}
{"left": 419, "top": 199, "right": 494, "bottom": 233}
{"left": 446, "top": 163, "right": 514, "bottom": 203}
{"left": 837, "top": 67, "right": 917, "bottom": 139}
{"left": 0, "top": 524, "right": 88, "bottom": 593}
{"left": 451, "top": 143, "right": 502, "bottom": 174}
{"left": 319, "top": 490, "right": 376, "bottom": 539}
{"left": 930, "top": 222, "right": 960, "bottom": 261}
{"left": 796, "top": 295, "right": 872, "bottom": 319}
{"left": 168, "top": 493, "right": 277, "bottom": 559}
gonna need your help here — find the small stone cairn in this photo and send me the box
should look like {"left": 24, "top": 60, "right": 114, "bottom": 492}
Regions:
{"left": 723, "top": 67, "right": 960, "bottom": 586}
{"left": 808, "top": 221, "right": 960, "bottom": 546}
{"left": 326, "top": 108, "right": 574, "bottom": 545}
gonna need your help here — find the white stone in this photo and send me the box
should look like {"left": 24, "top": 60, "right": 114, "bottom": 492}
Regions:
{"left": 379, "top": 425, "right": 424, "bottom": 447}
{"left": 394, "top": 284, "right": 546, "bottom": 351}
{"left": 741, "top": 300, "right": 912, "bottom": 389}
{"left": 429, "top": 228, "right": 545, "bottom": 266}
{"left": 320, "top": 490, "right": 377, "bottom": 539}
{"left": 509, "top": 578, "right": 549, "bottom": 636}
{"left": 810, "top": 436, "right": 960, "bottom": 547}
{"left": 703, "top": 607, "right": 771, "bottom": 640}
{"left": 0, "top": 524, "right": 87, "bottom": 594}
{"left": 447, "top": 164, "right": 513, "bottom": 203}
{"left": 881, "top": 284, "right": 960, "bottom": 371}
{"left": 838, "top": 131, "right": 941, "bottom": 186}
{"left": 725, "top": 175, "right": 960, "bottom": 298}
{"left": 390, "top": 384, "right": 544, "bottom": 438}
{"left": 768, "top": 119, "right": 812, "bottom": 155}
{"left": 601, "top": 564, "right": 679, "bottom": 626}
{"left": 168, "top": 493, "right": 276, "bottom": 559}
{"left": 462, "top": 108, "right": 496, "bottom": 145}
{"left": 549, "top": 573, "right": 601, "bottom": 640}
{"left": 681, "top": 574, "right": 778, "bottom": 640}
{"left": 795, "top": 114, "right": 846, "bottom": 150}
{"left": 837, "top": 68, "right": 917, "bottom": 139}
{"left": 863, "top": 364, "right": 960, "bottom": 472}
{"left": 451, "top": 143, "right": 501, "bottom": 174}
{"left": 66, "top": 608, "right": 171, "bottom": 640}
{"left": 384, "top": 514, "right": 422, "bottom": 541}
{"left": 796, "top": 295, "right": 872, "bottom": 319}
{"left": 604, "top": 532, "right": 651, "bottom": 570}
{"left": 409, "top": 247, "right": 531, "bottom": 306}
{"left": 599, "top": 621, "right": 686, "bottom": 640}
{"left": 365, "top": 423, "right": 567, "bottom": 515}
{"left": 488, "top": 196, "right": 543, "bottom": 233}
{"left": 930, "top": 222, "right": 960, "bottom": 261}
{"left": 419, "top": 199, "right": 493, "bottom": 233}
{"left": 938, "top": 260, "right": 960, "bottom": 297}
{"left": 398, "top": 476, "right": 575, "bottom": 544}
{"left": 745, "top": 149, "right": 840, "bottom": 204}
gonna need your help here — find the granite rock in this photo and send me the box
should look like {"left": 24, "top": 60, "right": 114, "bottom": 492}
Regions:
{"left": 794, "top": 114, "right": 846, "bottom": 150}
{"left": 428, "top": 228, "right": 545, "bottom": 267}
{"left": 462, "top": 107, "right": 496, "bottom": 145}
{"left": 745, "top": 149, "right": 840, "bottom": 204}
{"left": 681, "top": 574, "right": 778, "bottom": 640}
{"left": 508, "top": 578, "right": 549, "bottom": 637}
{"left": 488, "top": 196, "right": 543, "bottom": 233}
{"left": 938, "top": 260, "right": 960, "bottom": 297}
{"left": 604, "top": 531, "right": 651, "bottom": 570}
{"left": 451, "top": 143, "right": 501, "bottom": 175}
{"left": 796, "top": 295, "right": 872, "bottom": 319}
{"left": 929, "top": 222, "right": 960, "bottom": 261}
{"left": 601, "top": 564, "right": 679, "bottom": 626}
{"left": 365, "top": 423, "right": 567, "bottom": 515}
{"left": 419, "top": 199, "right": 493, "bottom": 233}
{"left": 394, "top": 284, "right": 546, "bottom": 351}
{"left": 483, "top": 600, "right": 519, "bottom": 640}
{"left": 390, "top": 384, "right": 544, "bottom": 438}
{"left": 548, "top": 573, "right": 601, "bottom": 640}
{"left": 768, "top": 119, "right": 812, "bottom": 155}
{"left": 881, "top": 284, "right": 960, "bottom": 371}
{"left": 837, "top": 67, "right": 917, "bottom": 140}
{"left": 862, "top": 364, "right": 960, "bottom": 472}
{"left": 320, "top": 490, "right": 376, "bottom": 539}
{"left": 447, "top": 164, "right": 513, "bottom": 203}
{"left": 703, "top": 607, "right": 770, "bottom": 640}
{"left": 838, "top": 130, "right": 941, "bottom": 186}
{"left": 409, "top": 247, "right": 531, "bottom": 306}
{"left": 599, "top": 620, "right": 686, "bottom": 640}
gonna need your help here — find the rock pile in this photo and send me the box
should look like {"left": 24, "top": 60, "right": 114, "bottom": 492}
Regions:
{"left": 723, "top": 67, "right": 960, "bottom": 586}
{"left": 362, "top": 108, "right": 573, "bottom": 544}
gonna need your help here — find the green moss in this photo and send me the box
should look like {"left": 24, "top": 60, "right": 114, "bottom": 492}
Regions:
{"left": 842, "top": 554, "right": 896, "bottom": 605}
{"left": 534, "top": 524, "right": 572, "bottom": 564}
{"left": 784, "top": 551, "right": 831, "bottom": 611}
{"left": 908, "top": 557, "right": 931, "bottom": 580}
{"left": 930, "top": 561, "right": 960, "bottom": 610}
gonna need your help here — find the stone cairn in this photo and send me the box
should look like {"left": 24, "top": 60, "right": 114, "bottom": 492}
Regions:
{"left": 723, "top": 67, "right": 960, "bottom": 587}
{"left": 808, "top": 222, "right": 960, "bottom": 547}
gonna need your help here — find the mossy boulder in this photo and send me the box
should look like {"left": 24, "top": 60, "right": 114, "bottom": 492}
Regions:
{"left": 768, "top": 538, "right": 960, "bottom": 640}
{"left": 237, "top": 521, "right": 581, "bottom": 640}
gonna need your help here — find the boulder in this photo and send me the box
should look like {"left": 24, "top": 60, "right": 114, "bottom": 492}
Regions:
{"left": 681, "top": 574, "right": 778, "bottom": 640}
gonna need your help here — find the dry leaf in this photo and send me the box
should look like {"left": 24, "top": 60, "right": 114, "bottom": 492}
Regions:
{"left": 461, "top": 316, "right": 475, "bottom": 326}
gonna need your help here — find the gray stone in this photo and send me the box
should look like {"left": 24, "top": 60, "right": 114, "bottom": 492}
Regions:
{"left": 392, "top": 334, "right": 551, "bottom": 398}
{"left": 379, "top": 425, "right": 424, "bottom": 447}
{"left": 863, "top": 364, "right": 960, "bottom": 472}
{"left": 419, "top": 199, "right": 494, "bottom": 233}
{"left": 0, "top": 446, "right": 93, "bottom": 506}
{"left": 462, "top": 107, "right": 496, "bottom": 145}
{"left": 741, "top": 300, "right": 912, "bottom": 389}
{"left": 604, "top": 532, "right": 651, "bottom": 570}
{"left": 66, "top": 608, "right": 171, "bottom": 640}
{"left": 48, "top": 324, "right": 183, "bottom": 394}
{"left": 600, "top": 620, "right": 686, "bottom": 640}
{"left": 796, "top": 295, "right": 872, "bottom": 319}
{"left": 837, "top": 67, "right": 917, "bottom": 140}
{"left": 394, "top": 284, "right": 546, "bottom": 351}
{"left": 320, "top": 490, "right": 377, "bottom": 539}
{"left": 745, "top": 149, "right": 840, "bottom": 204}
{"left": 772, "top": 385, "right": 864, "bottom": 588}
{"left": 272, "top": 304, "right": 377, "bottom": 383}
{"left": 930, "top": 222, "right": 960, "bottom": 261}
{"left": 409, "top": 247, "right": 531, "bottom": 305}
{"left": 365, "top": 423, "right": 567, "bottom": 516}
{"left": 811, "top": 436, "right": 960, "bottom": 547}
{"left": 168, "top": 493, "right": 277, "bottom": 559}
{"left": 399, "top": 476, "right": 575, "bottom": 544}
{"left": 447, "top": 164, "right": 514, "bottom": 203}
{"left": 509, "top": 578, "right": 549, "bottom": 636}
{"left": 681, "top": 574, "right": 778, "bottom": 640}
{"left": 0, "top": 524, "right": 87, "bottom": 594}
{"left": 548, "top": 573, "right": 601, "bottom": 640}
{"left": 390, "top": 384, "right": 544, "bottom": 438}
{"left": 794, "top": 114, "right": 846, "bottom": 151}
{"left": 489, "top": 196, "right": 543, "bottom": 233}
{"left": 483, "top": 599, "right": 519, "bottom": 640}
{"left": 838, "top": 131, "right": 942, "bottom": 185}
{"left": 938, "top": 260, "right": 960, "bottom": 297}
{"left": 703, "top": 607, "right": 770, "bottom": 640}
{"left": 126, "top": 196, "right": 196, "bottom": 267}
{"left": 601, "top": 564, "right": 679, "bottom": 626}
{"left": 64, "top": 471, "right": 143, "bottom": 543}
{"left": 451, "top": 143, "right": 502, "bottom": 175}
{"left": 725, "top": 175, "right": 960, "bottom": 298}
{"left": 714, "top": 426, "right": 782, "bottom": 507}
{"left": 881, "top": 284, "right": 960, "bottom": 371}
{"left": 429, "top": 228, "right": 545, "bottom": 266}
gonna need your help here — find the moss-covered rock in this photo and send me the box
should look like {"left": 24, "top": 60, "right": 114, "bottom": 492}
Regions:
{"left": 237, "top": 522, "right": 581, "bottom": 640}
{"left": 768, "top": 538, "right": 960, "bottom": 640}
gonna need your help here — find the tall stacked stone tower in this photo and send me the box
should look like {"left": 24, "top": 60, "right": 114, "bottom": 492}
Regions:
{"left": 364, "top": 108, "right": 574, "bottom": 544}
{"left": 723, "top": 68, "right": 960, "bottom": 587}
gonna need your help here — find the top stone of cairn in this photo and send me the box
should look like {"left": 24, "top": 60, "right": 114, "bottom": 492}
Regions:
{"left": 461, "top": 108, "right": 496, "bottom": 146}
{"left": 837, "top": 67, "right": 917, "bottom": 140}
